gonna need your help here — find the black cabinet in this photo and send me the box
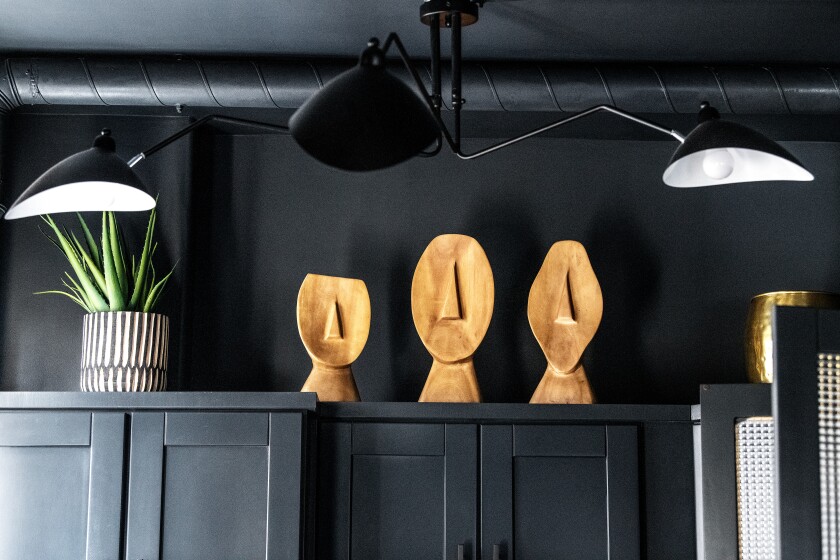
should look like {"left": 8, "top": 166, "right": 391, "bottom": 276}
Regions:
{"left": 0, "top": 395, "right": 694, "bottom": 560}
{"left": 316, "top": 405, "right": 666, "bottom": 560}
{"left": 0, "top": 393, "right": 316, "bottom": 560}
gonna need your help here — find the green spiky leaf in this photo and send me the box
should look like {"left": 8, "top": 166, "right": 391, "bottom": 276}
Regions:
{"left": 63, "top": 272, "right": 95, "bottom": 312}
{"left": 108, "top": 212, "right": 128, "bottom": 298}
{"left": 70, "top": 232, "right": 107, "bottom": 294}
{"left": 76, "top": 213, "right": 100, "bottom": 269}
{"left": 129, "top": 208, "right": 156, "bottom": 309}
{"left": 38, "top": 225, "right": 63, "bottom": 253}
{"left": 41, "top": 215, "right": 108, "bottom": 312}
{"left": 34, "top": 290, "right": 91, "bottom": 312}
{"left": 101, "top": 212, "right": 126, "bottom": 311}
{"left": 143, "top": 266, "right": 175, "bottom": 313}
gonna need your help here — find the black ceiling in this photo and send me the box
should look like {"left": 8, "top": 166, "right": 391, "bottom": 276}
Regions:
{"left": 1, "top": 0, "right": 839, "bottom": 64}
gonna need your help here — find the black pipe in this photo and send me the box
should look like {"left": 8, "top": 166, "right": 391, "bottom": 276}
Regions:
{"left": 1, "top": 57, "right": 839, "bottom": 115}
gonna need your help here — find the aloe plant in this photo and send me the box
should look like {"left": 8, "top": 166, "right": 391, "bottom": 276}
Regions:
{"left": 38, "top": 209, "right": 175, "bottom": 313}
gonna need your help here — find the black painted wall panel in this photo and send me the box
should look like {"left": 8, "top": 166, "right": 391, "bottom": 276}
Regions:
{"left": 2, "top": 113, "right": 840, "bottom": 403}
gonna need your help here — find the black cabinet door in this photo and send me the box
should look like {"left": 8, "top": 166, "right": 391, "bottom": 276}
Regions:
{"left": 124, "top": 412, "right": 306, "bottom": 560}
{"left": 0, "top": 411, "right": 126, "bottom": 560}
{"left": 481, "top": 425, "right": 639, "bottom": 560}
{"left": 318, "top": 422, "right": 477, "bottom": 560}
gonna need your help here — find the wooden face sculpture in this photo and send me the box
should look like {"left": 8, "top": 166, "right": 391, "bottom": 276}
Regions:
{"left": 411, "top": 234, "right": 494, "bottom": 402}
{"left": 298, "top": 274, "right": 371, "bottom": 402}
{"left": 528, "top": 241, "right": 602, "bottom": 404}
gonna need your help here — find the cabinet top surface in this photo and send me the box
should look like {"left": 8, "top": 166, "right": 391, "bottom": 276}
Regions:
{"left": 0, "top": 392, "right": 694, "bottom": 422}
{"left": 0, "top": 391, "right": 318, "bottom": 411}
{"left": 319, "top": 401, "right": 694, "bottom": 423}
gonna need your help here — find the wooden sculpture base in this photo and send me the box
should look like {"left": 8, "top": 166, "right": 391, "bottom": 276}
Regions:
{"left": 419, "top": 359, "right": 482, "bottom": 403}
{"left": 301, "top": 364, "right": 360, "bottom": 402}
{"left": 529, "top": 364, "right": 595, "bottom": 404}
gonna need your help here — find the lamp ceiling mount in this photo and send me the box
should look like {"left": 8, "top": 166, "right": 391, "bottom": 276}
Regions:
{"left": 419, "top": 0, "right": 480, "bottom": 27}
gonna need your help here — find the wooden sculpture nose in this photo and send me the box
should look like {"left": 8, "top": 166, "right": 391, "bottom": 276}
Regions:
{"left": 324, "top": 300, "right": 344, "bottom": 340}
{"left": 439, "top": 263, "right": 464, "bottom": 321}
{"left": 553, "top": 272, "right": 577, "bottom": 325}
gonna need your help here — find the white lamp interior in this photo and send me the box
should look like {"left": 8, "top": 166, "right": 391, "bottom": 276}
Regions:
{"left": 663, "top": 148, "right": 814, "bottom": 188}
{"left": 3, "top": 182, "right": 156, "bottom": 220}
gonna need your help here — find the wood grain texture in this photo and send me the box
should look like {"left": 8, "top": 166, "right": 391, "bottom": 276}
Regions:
{"left": 301, "top": 365, "right": 361, "bottom": 403}
{"left": 529, "top": 364, "right": 596, "bottom": 404}
{"left": 418, "top": 360, "right": 482, "bottom": 403}
{"left": 297, "top": 274, "right": 370, "bottom": 402}
{"left": 528, "top": 241, "right": 602, "bottom": 404}
{"left": 412, "top": 235, "right": 494, "bottom": 402}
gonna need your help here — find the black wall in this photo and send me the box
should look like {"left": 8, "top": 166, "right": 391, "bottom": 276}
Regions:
{"left": 2, "top": 112, "right": 840, "bottom": 403}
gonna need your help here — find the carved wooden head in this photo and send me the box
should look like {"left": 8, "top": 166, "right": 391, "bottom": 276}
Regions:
{"left": 528, "top": 241, "right": 603, "bottom": 373}
{"left": 297, "top": 274, "right": 371, "bottom": 368}
{"left": 411, "top": 234, "right": 495, "bottom": 363}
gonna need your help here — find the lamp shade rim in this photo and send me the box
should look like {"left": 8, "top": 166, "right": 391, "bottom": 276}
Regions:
{"left": 4, "top": 181, "right": 156, "bottom": 219}
{"left": 3, "top": 143, "right": 153, "bottom": 219}
{"left": 663, "top": 147, "right": 814, "bottom": 187}
{"left": 662, "top": 117, "right": 813, "bottom": 187}
{"left": 668, "top": 119, "right": 806, "bottom": 166}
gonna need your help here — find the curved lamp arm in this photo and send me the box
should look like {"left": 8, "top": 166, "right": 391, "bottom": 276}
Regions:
{"left": 380, "top": 32, "right": 686, "bottom": 160}
{"left": 127, "top": 115, "right": 289, "bottom": 167}
{"left": 455, "top": 104, "right": 685, "bottom": 160}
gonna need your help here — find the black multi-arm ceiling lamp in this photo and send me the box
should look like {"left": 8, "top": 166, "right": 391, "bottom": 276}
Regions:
{"left": 2, "top": 0, "right": 813, "bottom": 220}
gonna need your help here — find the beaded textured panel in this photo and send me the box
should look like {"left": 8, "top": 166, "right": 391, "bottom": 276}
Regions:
{"left": 819, "top": 353, "right": 840, "bottom": 560}
{"left": 736, "top": 417, "right": 776, "bottom": 560}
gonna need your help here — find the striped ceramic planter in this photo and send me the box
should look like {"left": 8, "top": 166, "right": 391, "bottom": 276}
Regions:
{"left": 81, "top": 312, "right": 169, "bottom": 392}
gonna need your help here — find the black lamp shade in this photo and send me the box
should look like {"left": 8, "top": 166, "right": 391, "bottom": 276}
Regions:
{"left": 663, "top": 118, "right": 813, "bottom": 187}
{"left": 289, "top": 63, "right": 440, "bottom": 171}
{"left": 4, "top": 133, "right": 155, "bottom": 220}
